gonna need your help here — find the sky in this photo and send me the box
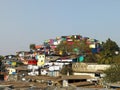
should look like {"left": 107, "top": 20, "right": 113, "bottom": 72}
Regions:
{"left": 0, "top": 0, "right": 120, "bottom": 55}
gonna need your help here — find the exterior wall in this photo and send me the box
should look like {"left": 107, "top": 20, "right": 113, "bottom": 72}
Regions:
{"left": 28, "top": 60, "right": 37, "bottom": 65}
{"left": 48, "top": 71, "right": 60, "bottom": 77}
{"left": 72, "top": 63, "right": 110, "bottom": 72}
{"left": 37, "top": 54, "right": 45, "bottom": 67}
{"left": 74, "top": 72, "right": 95, "bottom": 77}
{"left": 72, "top": 63, "right": 87, "bottom": 72}
{"left": 27, "top": 65, "right": 39, "bottom": 76}
{"left": 8, "top": 75, "right": 17, "bottom": 81}
{"left": 63, "top": 80, "right": 68, "bottom": 87}
{"left": 87, "top": 65, "right": 110, "bottom": 71}
{"left": 74, "top": 72, "right": 106, "bottom": 78}
{"left": 41, "top": 69, "right": 48, "bottom": 75}
{"left": 8, "top": 68, "right": 16, "bottom": 75}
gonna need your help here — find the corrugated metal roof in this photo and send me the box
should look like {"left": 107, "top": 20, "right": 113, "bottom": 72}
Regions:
{"left": 14, "top": 66, "right": 28, "bottom": 70}
{"left": 35, "top": 45, "right": 43, "bottom": 49}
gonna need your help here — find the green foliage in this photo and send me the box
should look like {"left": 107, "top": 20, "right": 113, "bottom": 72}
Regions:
{"left": 0, "top": 60, "right": 2, "bottom": 66}
{"left": 103, "top": 64, "right": 120, "bottom": 83}
{"left": 0, "top": 55, "right": 4, "bottom": 60}
{"left": 84, "top": 53, "right": 98, "bottom": 63}
{"left": 98, "top": 55, "right": 113, "bottom": 64}
{"left": 103, "top": 38, "right": 119, "bottom": 55}
{"left": 60, "top": 64, "right": 73, "bottom": 75}
{"left": 99, "top": 38, "right": 119, "bottom": 64}
{"left": 0, "top": 60, "right": 5, "bottom": 72}
{"left": 0, "top": 55, "right": 4, "bottom": 71}
{"left": 16, "top": 62, "right": 24, "bottom": 67}
{"left": 29, "top": 44, "right": 36, "bottom": 50}
{"left": 56, "top": 40, "right": 90, "bottom": 55}
{"left": 112, "top": 54, "right": 120, "bottom": 64}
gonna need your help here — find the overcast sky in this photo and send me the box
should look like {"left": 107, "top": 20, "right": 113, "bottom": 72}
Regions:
{"left": 0, "top": 0, "right": 120, "bottom": 55}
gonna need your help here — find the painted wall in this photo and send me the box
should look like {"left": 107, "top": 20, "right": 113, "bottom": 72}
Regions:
{"left": 72, "top": 63, "right": 110, "bottom": 72}
{"left": 37, "top": 54, "right": 45, "bottom": 67}
{"left": 74, "top": 72, "right": 95, "bottom": 77}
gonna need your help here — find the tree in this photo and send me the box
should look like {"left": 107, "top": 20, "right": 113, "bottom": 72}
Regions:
{"left": 72, "top": 40, "right": 90, "bottom": 55}
{"left": 29, "top": 44, "right": 36, "bottom": 51}
{"left": 56, "top": 40, "right": 90, "bottom": 56}
{"left": 0, "top": 60, "right": 5, "bottom": 73}
{"left": 0, "top": 55, "right": 5, "bottom": 73}
{"left": 103, "top": 38, "right": 119, "bottom": 55}
{"left": 60, "top": 64, "right": 73, "bottom": 75}
{"left": 55, "top": 41, "right": 69, "bottom": 55}
{"left": 0, "top": 55, "right": 4, "bottom": 60}
{"left": 98, "top": 38, "right": 120, "bottom": 64}
{"left": 84, "top": 53, "right": 98, "bottom": 63}
{"left": 113, "top": 54, "right": 120, "bottom": 64}
{"left": 103, "top": 64, "right": 120, "bottom": 83}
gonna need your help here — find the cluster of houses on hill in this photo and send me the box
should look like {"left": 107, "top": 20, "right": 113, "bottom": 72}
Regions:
{"left": 31, "top": 35, "right": 102, "bottom": 56}
{"left": 1, "top": 34, "right": 112, "bottom": 88}
{"left": 1, "top": 53, "right": 111, "bottom": 86}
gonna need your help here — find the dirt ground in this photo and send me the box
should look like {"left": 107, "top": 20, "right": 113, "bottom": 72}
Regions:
{"left": 0, "top": 75, "right": 105, "bottom": 90}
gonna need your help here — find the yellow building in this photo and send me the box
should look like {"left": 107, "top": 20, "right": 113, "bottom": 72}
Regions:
{"left": 37, "top": 54, "right": 45, "bottom": 67}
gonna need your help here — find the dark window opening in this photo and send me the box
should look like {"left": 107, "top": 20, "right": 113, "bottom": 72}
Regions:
{"left": 95, "top": 73, "right": 100, "bottom": 77}
{"left": 68, "top": 79, "right": 86, "bottom": 83}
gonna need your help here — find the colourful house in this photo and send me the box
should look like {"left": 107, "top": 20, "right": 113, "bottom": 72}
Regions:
{"left": 37, "top": 54, "right": 45, "bottom": 67}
